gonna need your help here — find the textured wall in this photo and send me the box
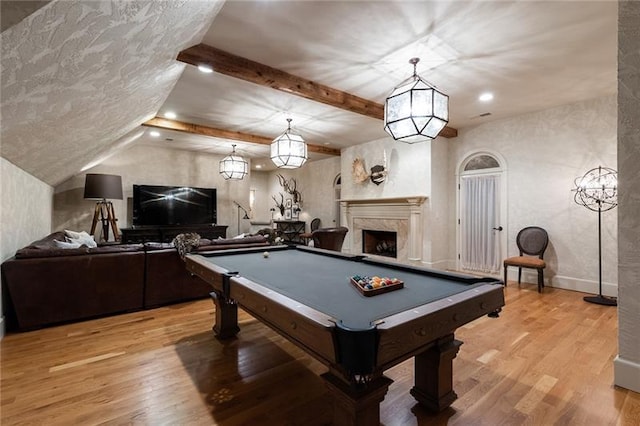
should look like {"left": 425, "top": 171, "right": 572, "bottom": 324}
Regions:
{"left": 615, "top": 0, "right": 640, "bottom": 392}
{"left": 341, "top": 136, "right": 431, "bottom": 201}
{"left": 1, "top": 0, "right": 224, "bottom": 186}
{"left": 53, "top": 147, "right": 342, "bottom": 240}
{"left": 451, "top": 96, "right": 618, "bottom": 294}
{"left": 266, "top": 157, "right": 341, "bottom": 234}
{"left": 53, "top": 144, "right": 250, "bottom": 239}
{"left": 0, "top": 158, "right": 53, "bottom": 337}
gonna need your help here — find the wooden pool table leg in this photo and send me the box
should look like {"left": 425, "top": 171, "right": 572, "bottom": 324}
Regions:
{"left": 321, "top": 372, "right": 393, "bottom": 426}
{"left": 209, "top": 291, "right": 240, "bottom": 339}
{"left": 410, "top": 333, "right": 463, "bottom": 412}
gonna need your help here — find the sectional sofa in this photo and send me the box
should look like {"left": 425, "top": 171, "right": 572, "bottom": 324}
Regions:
{"left": 1, "top": 231, "right": 269, "bottom": 331}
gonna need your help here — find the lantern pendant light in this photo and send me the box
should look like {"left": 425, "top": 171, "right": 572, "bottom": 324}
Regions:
{"left": 384, "top": 57, "right": 449, "bottom": 143}
{"left": 219, "top": 144, "right": 248, "bottom": 180}
{"left": 270, "top": 118, "right": 307, "bottom": 169}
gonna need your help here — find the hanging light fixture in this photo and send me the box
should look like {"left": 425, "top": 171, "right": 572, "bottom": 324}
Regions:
{"left": 384, "top": 57, "right": 449, "bottom": 143}
{"left": 219, "top": 144, "right": 248, "bottom": 180}
{"left": 270, "top": 118, "right": 307, "bottom": 169}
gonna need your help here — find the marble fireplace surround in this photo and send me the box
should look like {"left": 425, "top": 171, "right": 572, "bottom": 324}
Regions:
{"left": 340, "top": 197, "right": 426, "bottom": 264}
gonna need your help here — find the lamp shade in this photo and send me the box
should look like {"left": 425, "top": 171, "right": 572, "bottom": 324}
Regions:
{"left": 84, "top": 174, "right": 123, "bottom": 200}
{"left": 384, "top": 58, "right": 449, "bottom": 143}
{"left": 271, "top": 118, "right": 307, "bottom": 169}
{"left": 219, "top": 145, "right": 249, "bottom": 180}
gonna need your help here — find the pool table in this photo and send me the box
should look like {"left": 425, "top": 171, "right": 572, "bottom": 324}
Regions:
{"left": 185, "top": 245, "right": 504, "bottom": 426}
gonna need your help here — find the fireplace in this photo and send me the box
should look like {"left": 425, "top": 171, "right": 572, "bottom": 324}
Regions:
{"left": 363, "top": 230, "right": 397, "bottom": 258}
{"left": 341, "top": 196, "right": 426, "bottom": 264}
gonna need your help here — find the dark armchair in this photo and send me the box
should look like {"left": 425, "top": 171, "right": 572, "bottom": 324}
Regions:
{"left": 503, "top": 226, "right": 549, "bottom": 292}
{"left": 299, "top": 218, "right": 321, "bottom": 245}
{"left": 311, "top": 226, "right": 348, "bottom": 252}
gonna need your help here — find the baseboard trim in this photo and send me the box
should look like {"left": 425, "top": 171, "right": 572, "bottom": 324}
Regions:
{"left": 614, "top": 355, "right": 640, "bottom": 393}
{"left": 420, "top": 259, "right": 451, "bottom": 271}
{"left": 507, "top": 269, "right": 618, "bottom": 297}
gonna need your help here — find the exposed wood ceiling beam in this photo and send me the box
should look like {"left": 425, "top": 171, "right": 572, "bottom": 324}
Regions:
{"left": 142, "top": 117, "right": 341, "bottom": 156}
{"left": 177, "top": 43, "right": 458, "bottom": 139}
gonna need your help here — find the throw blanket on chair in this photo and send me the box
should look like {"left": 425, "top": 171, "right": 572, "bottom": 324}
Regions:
{"left": 173, "top": 233, "right": 201, "bottom": 260}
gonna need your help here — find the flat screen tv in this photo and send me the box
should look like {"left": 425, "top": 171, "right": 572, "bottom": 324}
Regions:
{"left": 132, "top": 185, "right": 217, "bottom": 226}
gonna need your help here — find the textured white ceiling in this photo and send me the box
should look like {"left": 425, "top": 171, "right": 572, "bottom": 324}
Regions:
{"left": 0, "top": 0, "right": 225, "bottom": 185}
{"left": 1, "top": 0, "right": 618, "bottom": 181}
{"left": 156, "top": 0, "right": 617, "bottom": 169}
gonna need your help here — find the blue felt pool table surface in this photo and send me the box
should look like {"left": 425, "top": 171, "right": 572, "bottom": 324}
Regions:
{"left": 197, "top": 247, "right": 498, "bottom": 330}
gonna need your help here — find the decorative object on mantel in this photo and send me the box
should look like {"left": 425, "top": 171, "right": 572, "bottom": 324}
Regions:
{"left": 84, "top": 173, "right": 123, "bottom": 242}
{"left": 277, "top": 174, "right": 302, "bottom": 204}
{"left": 219, "top": 144, "right": 248, "bottom": 180}
{"left": 370, "top": 165, "right": 387, "bottom": 185}
{"left": 352, "top": 153, "right": 388, "bottom": 185}
{"left": 271, "top": 118, "right": 307, "bottom": 169}
{"left": 384, "top": 57, "right": 449, "bottom": 143}
{"left": 370, "top": 151, "right": 388, "bottom": 185}
{"left": 352, "top": 158, "right": 369, "bottom": 183}
{"left": 572, "top": 165, "right": 618, "bottom": 306}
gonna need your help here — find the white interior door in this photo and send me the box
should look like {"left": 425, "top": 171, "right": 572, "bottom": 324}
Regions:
{"left": 459, "top": 173, "right": 503, "bottom": 273}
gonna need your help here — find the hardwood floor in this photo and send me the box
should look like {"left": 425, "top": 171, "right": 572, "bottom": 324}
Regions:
{"left": 2, "top": 284, "right": 639, "bottom": 425}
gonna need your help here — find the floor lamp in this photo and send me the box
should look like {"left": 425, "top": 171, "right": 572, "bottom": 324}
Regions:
{"left": 84, "top": 173, "right": 123, "bottom": 242}
{"left": 233, "top": 201, "right": 250, "bottom": 236}
{"left": 573, "top": 166, "right": 618, "bottom": 306}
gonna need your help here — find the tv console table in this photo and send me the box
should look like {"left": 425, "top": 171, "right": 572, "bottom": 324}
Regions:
{"left": 120, "top": 225, "right": 228, "bottom": 243}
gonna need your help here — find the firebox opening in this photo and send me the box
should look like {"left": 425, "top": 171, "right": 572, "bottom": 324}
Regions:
{"left": 362, "top": 230, "right": 397, "bottom": 258}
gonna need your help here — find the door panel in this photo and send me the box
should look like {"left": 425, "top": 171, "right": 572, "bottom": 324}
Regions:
{"left": 460, "top": 173, "right": 502, "bottom": 273}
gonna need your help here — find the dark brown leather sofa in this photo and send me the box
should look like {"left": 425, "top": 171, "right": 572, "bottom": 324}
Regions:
{"left": 1, "top": 232, "right": 270, "bottom": 331}
{"left": 1, "top": 231, "right": 146, "bottom": 331}
{"left": 143, "top": 235, "right": 269, "bottom": 308}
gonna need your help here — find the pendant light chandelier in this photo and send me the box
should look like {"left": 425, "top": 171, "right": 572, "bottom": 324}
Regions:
{"left": 270, "top": 118, "right": 307, "bottom": 169}
{"left": 384, "top": 57, "right": 449, "bottom": 143}
{"left": 219, "top": 144, "right": 248, "bottom": 180}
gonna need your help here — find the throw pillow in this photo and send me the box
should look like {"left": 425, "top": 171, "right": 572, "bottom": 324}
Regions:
{"left": 173, "top": 233, "right": 201, "bottom": 259}
{"left": 54, "top": 239, "right": 83, "bottom": 249}
{"left": 65, "top": 230, "right": 97, "bottom": 248}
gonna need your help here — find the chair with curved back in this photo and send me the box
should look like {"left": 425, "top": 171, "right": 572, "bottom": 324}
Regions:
{"left": 503, "top": 226, "right": 549, "bottom": 292}
{"left": 311, "top": 226, "right": 348, "bottom": 252}
{"left": 299, "top": 218, "right": 321, "bottom": 245}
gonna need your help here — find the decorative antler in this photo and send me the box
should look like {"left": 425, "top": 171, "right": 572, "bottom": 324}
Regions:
{"left": 277, "top": 174, "right": 302, "bottom": 204}
{"left": 272, "top": 193, "right": 285, "bottom": 216}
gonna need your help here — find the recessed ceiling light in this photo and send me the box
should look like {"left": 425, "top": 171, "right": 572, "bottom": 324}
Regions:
{"left": 255, "top": 164, "right": 262, "bottom": 169}
{"left": 150, "top": 131, "right": 160, "bottom": 137}
{"left": 198, "top": 65, "right": 213, "bottom": 73}
{"left": 164, "top": 111, "right": 176, "bottom": 119}
{"left": 479, "top": 92, "right": 494, "bottom": 102}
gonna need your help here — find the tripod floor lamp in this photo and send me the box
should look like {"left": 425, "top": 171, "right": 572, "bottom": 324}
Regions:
{"left": 573, "top": 166, "right": 618, "bottom": 306}
{"left": 84, "top": 173, "right": 123, "bottom": 242}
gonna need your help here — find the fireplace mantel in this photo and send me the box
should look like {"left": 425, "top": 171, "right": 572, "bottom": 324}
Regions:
{"left": 340, "top": 196, "right": 427, "bottom": 205}
{"left": 340, "top": 196, "right": 427, "bottom": 263}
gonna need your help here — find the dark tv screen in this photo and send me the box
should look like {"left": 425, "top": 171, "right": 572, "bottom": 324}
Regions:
{"left": 132, "top": 185, "right": 217, "bottom": 226}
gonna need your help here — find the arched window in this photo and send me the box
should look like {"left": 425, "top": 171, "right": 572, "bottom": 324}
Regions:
{"left": 464, "top": 154, "right": 500, "bottom": 171}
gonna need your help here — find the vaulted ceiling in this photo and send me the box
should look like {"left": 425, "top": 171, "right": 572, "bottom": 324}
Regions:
{"left": 1, "top": 1, "right": 618, "bottom": 186}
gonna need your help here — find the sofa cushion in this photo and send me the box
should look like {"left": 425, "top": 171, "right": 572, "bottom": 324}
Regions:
{"left": 15, "top": 232, "right": 144, "bottom": 259}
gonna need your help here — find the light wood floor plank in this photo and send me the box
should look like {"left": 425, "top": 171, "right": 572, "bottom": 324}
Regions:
{"left": 1, "top": 284, "right": 636, "bottom": 425}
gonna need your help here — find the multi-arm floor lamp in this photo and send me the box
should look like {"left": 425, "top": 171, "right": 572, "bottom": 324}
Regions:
{"left": 573, "top": 166, "right": 618, "bottom": 306}
{"left": 84, "top": 173, "right": 123, "bottom": 242}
